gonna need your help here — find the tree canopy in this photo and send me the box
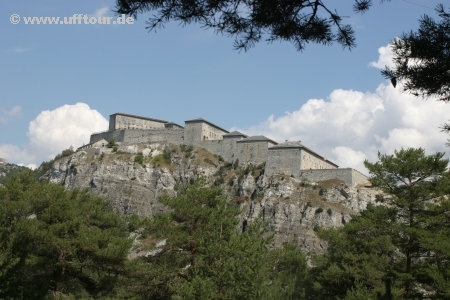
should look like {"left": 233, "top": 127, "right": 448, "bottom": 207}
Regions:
{"left": 115, "top": 0, "right": 389, "bottom": 52}
{"left": 126, "top": 178, "right": 308, "bottom": 299}
{"left": 382, "top": 4, "right": 450, "bottom": 103}
{"left": 311, "top": 148, "right": 450, "bottom": 299}
{"left": 0, "top": 171, "right": 131, "bottom": 299}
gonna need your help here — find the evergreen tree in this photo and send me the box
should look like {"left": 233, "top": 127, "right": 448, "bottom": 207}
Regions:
{"left": 0, "top": 171, "right": 131, "bottom": 299}
{"left": 364, "top": 148, "right": 450, "bottom": 298}
{"left": 310, "top": 205, "right": 402, "bottom": 299}
{"left": 382, "top": 4, "right": 450, "bottom": 103}
{"left": 126, "top": 179, "right": 309, "bottom": 299}
{"left": 115, "top": 0, "right": 389, "bottom": 52}
{"left": 311, "top": 148, "right": 450, "bottom": 299}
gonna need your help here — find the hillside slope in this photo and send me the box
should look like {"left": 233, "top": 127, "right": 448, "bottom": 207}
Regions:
{"left": 41, "top": 143, "right": 381, "bottom": 253}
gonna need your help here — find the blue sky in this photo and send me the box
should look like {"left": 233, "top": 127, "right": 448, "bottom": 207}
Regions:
{"left": 1, "top": 0, "right": 449, "bottom": 171}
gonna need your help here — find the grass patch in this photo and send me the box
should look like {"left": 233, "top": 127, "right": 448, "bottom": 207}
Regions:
{"left": 319, "top": 179, "right": 346, "bottom": 189}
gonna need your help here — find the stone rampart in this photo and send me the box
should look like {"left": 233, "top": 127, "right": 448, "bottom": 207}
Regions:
{"left": 90, "top": 130, "right": 125, "bottom": 144}
{"left": 87, "top": 119, "right": 369, "bottom": 188}
{"left": 265, "top": 148, "right": 301, "bottom": 178}
{"left": 90, "top": 129, "right": 184, "bottom": 145}
{"left": 236, "top": 141, "right": 270, "bottom": 164}
{"left": 121, "top": 128, "right": 184, "bottom": 145}
{"left": 298, "top": 168, "right": 369, "bottom": 187}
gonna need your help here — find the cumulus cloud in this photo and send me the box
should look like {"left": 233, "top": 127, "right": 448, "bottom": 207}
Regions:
{"left": 0, "top": 106, "right": 21, "bottom": 123}
{"left": 369, "top": 43, "right": 395, "bottom": 70}
{"left": 0, "top": 103, "right": 108, "bottom": 166}
{"left": 234, "top": 84, "right": 450, "bottom": 174}
{"left": 91, "top": 7, "right": 110, "bottom": 18}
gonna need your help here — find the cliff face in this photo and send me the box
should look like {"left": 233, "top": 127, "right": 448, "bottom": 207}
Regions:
{"left": 41, "top": 144, "right": 381, "bottom": 253}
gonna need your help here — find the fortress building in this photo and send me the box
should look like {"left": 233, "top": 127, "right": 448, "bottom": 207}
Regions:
{"left": 86, "top": 112, "right": 368, "bottom": 187}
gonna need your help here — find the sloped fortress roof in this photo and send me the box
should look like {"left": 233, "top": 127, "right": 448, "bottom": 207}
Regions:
{"left": 223, "top": 131, "right": 248, "bottom": 138}
{"left": 111, "top": 112, "right": 169, "bottom": 124}
{"left": 236, "top": 135, "right": 278, "bottom": 145}
{"left": 184, "top": 118, "right": 229, "bottom": 133}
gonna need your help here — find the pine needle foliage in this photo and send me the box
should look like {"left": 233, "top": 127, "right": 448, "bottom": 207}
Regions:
{"left": 0, "top": 171, "right": 131, "bottom": 299}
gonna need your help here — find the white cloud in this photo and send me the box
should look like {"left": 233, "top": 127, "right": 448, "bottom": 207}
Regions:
{"left": 0, "top": 106, "right": 22, "bottom": 124}
{"left": 91, "top": 7, "right": 110, "bottom": 18}
{"left": 234, "top": 83, "right": 450, "bottom": 174}
{"left": 369, "top": 43, "right": 395, "bottom": 70}
{"left": 8, "top": 47, "right": 30, "bottom": 54}
{"left": 0, "top": 103, "right": 108, "bottom": 166}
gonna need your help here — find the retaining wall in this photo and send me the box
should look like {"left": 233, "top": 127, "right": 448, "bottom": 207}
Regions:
{"left": 298, "top": 168, "right": 369, "bottom": 187}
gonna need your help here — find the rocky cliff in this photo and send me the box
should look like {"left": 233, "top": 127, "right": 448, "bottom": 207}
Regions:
{"left": 41, "top": 143, "right": 381, "bottom": 253}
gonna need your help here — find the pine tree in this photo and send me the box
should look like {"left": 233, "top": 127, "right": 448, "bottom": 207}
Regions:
{"left": 311, "top": 148, "right": 450, "bottom": 299}
{"left": 127, "top": 179, "right": 309, "bottom": 299}
{"left": 0, "top": 171, "right": 131, "bottom": 299}
{"left": 364, "top": 148, "right": 450, "bottom": 298}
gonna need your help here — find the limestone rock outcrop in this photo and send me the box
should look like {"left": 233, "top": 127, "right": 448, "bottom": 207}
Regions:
{"left": 41, "top": 145, "right": 380, "bottom": 254}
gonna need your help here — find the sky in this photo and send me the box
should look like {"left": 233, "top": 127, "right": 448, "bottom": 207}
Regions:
{"left": 1, "top": 0, "right": 449, "bottom": 172}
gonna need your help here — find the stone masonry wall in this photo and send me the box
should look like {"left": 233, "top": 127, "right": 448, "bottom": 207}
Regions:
{"left": 121, "top": 128, "right": 184, "bottom": 145}
{"left": 265, "top": 148, "right": 301, "bottom": 178}
{"left": 90, "top": 130, "right": 125, "bottom": 144}
{"left": 112, "top": 114, "right": 166, "bottom": 130}
{"left": 184, "top": 123, "right": 203, "bottom": 144}
{"left": 90, "top": 128, "right": 184, "bottom": 145}
{"left": 298, "top": 168, "right": 369, "bottom": 187}
{"left": 299, "top": 148, "right": 337, "bottom": 170}
{"left": 236, "top": 141, "right": 270, "bottom": 164}
{"left": 191, "top": 138, "right": 238, "bottom": 163}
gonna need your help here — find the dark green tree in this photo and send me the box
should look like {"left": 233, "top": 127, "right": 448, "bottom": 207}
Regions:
{"left": 364, "top": 148, "right": 450, "bottom": 298}
{"left": 127, "top": 179, "right": 308, "bottom": 299}
{"left": 382, "top": 4, "right": 450, "bottom": 103}
{"left": 0, "top": 171, "right": 132, "bottom": 299}
{"left": 310, "top": 205, "right": 402, "bottom": 299}
{"left": 115, "top": 0, "right": 389, "bottom": 52}
{"left": 311, "top": 148, "right": 450, "bottom": 299}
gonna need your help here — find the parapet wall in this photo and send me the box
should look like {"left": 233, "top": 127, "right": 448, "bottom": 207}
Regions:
{"left": 298, "top": 168, "right": 369, "bottom": 187}
{"left": 90, "top": 130, "right": 125, "bottom": 144}
{"left": 90, "top": 129, "right": 183, "bottom": 145}
{"left": 121, "top": 128, "right": 184, "bottom": 145}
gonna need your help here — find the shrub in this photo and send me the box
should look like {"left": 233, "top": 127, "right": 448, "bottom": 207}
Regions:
{"left": 61, "top": 148, "right": 74, "bottom": 157}
{"left": 134, "top": 153, "right": 144, "bottom": 166}
{"left": 327, "top": 208, "right": 332, "bottom": 216}
{"left": 106, "top": 138, "right": 116, "bottom": 148}
{"left": 319, "top": 188, "right": 325, "bottom": 196}
{"left": 315, "top": 207, "right": 323, "bottom": 214}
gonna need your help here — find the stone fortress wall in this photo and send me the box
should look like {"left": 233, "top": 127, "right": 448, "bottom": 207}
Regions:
{"left": 87, "top": 113, "right": 369, "bottom": 187}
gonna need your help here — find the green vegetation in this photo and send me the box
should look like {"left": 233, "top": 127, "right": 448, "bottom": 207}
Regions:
{"left": 106, "top": 138, "right": 117, "bottom": 148}
{"left": 0, "top": 163, "right": 30, "bottom": 184}
{"left": 3, "top": 145, "right": 449, "bottom": 299}
{"left": 311, "top": 148, "right": 450, "bottom": 299}
{"left": 0, "top": 171, "right": 131, "bottom": 299}
{"left": 130, "top": 179, "right": 308, "bottom": 299}
{"left": 319, "top": 188, "right": 325, "bottom": 196}
{"left": 134, "top": 152, "right": 144, "bottom": 166}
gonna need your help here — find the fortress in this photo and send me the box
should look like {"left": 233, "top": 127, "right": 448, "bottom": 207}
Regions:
{"left": 83, "top": 113, "right": 368, "bottom": 187}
